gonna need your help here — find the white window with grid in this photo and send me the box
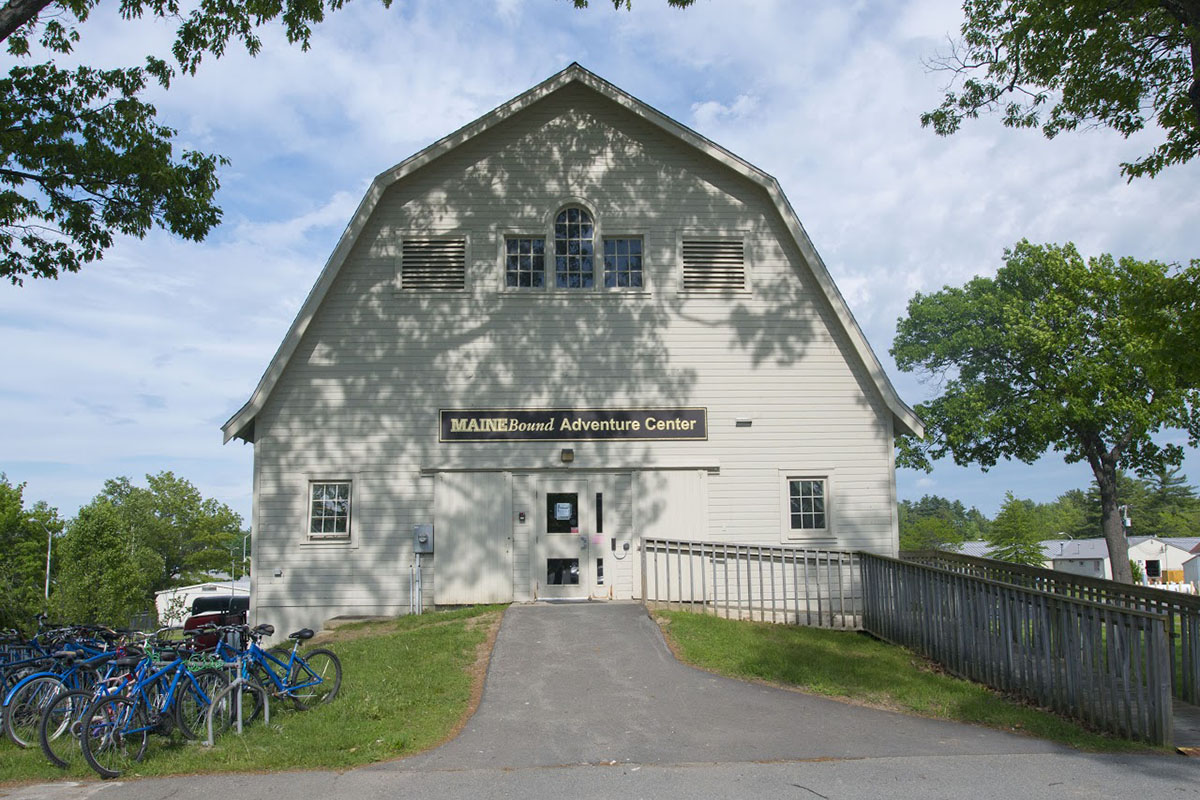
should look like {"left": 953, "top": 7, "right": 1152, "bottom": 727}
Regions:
{"left": 603, "top": 237, "right": 643, "bottom": 288}
{"left": 553, "top": 207, "right": 595, "bottom": 288}
{"left": 779, "top": 473, "right": 832, "bottom": 540}
{"left": 309, "top": 481, "right": 351, "bottom": 539}
{"left": 505, "top": 237, "right": 546, "bottom": 288}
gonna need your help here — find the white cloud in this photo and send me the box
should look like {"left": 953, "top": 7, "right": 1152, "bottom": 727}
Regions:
{"left": 2, "top": 0, "right": 1198, "bottom": 521}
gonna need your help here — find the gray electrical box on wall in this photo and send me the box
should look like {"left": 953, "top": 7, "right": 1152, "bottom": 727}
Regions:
{"left": 413, "top": 524, "right": 434, "bottom": 553}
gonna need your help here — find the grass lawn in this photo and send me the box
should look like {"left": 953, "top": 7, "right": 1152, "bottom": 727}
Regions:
{"left": 655, "top": 610, "right": 1160, "bottom": 753}
{"left": 0, "top": 605, "right": 505, "bottom": 785}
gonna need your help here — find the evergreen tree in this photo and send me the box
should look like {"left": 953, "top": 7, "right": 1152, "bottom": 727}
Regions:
{"left": 988, "top": 492, "right": 1049, "bottom": 567}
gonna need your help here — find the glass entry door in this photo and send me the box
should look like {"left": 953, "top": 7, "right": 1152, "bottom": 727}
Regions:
{"left": 537, "top": 480, "right": 590, "bottom": 599}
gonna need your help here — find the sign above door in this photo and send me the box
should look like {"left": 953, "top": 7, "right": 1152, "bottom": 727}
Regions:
{"left": 440, "top": 408, "right": 708, "bottom": 442}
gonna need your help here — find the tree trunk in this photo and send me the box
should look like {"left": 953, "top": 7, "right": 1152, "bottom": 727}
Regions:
{"left": 0, "top": 0, "right": 55, "bottom": 45}
{"left": 1096, "top": 461, "right": 1133, "bottom": 584}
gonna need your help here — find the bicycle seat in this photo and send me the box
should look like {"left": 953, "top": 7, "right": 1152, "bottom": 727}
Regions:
{"left": 114, "top": 655, "right": 143, "bottom": 668}
{"left": 51, "top": 650, "right": 76, "bottom": 663}
{"left": 253, "top": 624, "right": 275, "bottom": 637}
{"left": 288, "top": 628, "right": 314, "bottom": 641}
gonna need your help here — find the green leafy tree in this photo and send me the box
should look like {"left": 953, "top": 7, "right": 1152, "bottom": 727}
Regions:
{"left": 988, "top": 492, "right": 1049, "bottom": 566}
{"left": 0, "top": 474, "right": 61, "bottom": 629}
{"left": 47, "top": 472, "right": 244, "bottom": 625}
{"left": 0, "top": 0, "right": 407, "bottom": 284}
{"left": 51, "top": 498, "right": 162, "bottom": 626}
{"left": 898, "top": 494, "right": 989, "bottom": 546}
{"left": 1048, "top": 488, "right": 1091, "bottom": 540}
{"left": 893, "top": 241, "right": 1200, "bottom": 584}
{"left": 922, "top": 1, "right": 1200, "bottom": 179}
{"left": 97, "top": 471, "right": 244, "bottom": 591}
{"left": 900, "top": 515, "right": 963, "bottom": 552}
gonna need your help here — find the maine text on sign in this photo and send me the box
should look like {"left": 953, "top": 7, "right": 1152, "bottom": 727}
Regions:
{"left": 440, "top": 408, "right": 708, "bottom": 441}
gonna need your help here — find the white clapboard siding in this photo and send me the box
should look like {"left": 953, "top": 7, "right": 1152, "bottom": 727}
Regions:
{"left": 244, "top": 80, "right": 903, "bottom": 627}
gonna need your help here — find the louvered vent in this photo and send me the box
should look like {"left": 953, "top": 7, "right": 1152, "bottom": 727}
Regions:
{"left": 401, "top": 238, "right": 466, "bottom": 290}
{"left": 682, "top": 239, "right": 745, "bottom": 291}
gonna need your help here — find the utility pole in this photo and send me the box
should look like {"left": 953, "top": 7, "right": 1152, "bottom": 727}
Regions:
{"left": 27, "top": 516, "right": 54, "bottom": 602}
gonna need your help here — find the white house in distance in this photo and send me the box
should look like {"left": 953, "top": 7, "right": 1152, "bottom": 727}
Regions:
{"left": 221, "top": 65, "right": 922, "bottom": 635}
{"left": 1047, "top": 539, "right": 1108, "bottom": 579}
{"left": 1129, "top": 536, "right": 1200, "bottom": 584}
{"left": 956, "top": 537, "right": 1200, "bottom": 589}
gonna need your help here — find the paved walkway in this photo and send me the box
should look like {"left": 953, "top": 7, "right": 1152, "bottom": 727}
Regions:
{"left": 379, "top": 601, "right": 1062, "bottom": 770}
{"left": 7, "top": 602, "right": 1199, "bottom": 800}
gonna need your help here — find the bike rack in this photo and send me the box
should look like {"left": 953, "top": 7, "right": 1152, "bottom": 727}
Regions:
{"left": 204, "top": 676, "right": 269, "bottom": 746}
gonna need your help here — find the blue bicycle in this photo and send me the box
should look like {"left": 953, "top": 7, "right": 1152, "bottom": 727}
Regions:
{"left": 2, "top": 647, "right": 115, "bottom": 747}
{"left": 79, "top": 638, "right": 228, "bottom": 778}
{"left": 206, "top": 623, "right": 341, "bottom": 715}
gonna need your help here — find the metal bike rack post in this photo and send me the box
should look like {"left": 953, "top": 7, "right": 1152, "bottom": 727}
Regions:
{"left": 205, "top": 677, "right": 269, "bottom": 747}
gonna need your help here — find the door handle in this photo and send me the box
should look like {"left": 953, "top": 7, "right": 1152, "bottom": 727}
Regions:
{"left": 579, "top": 534, "right": 588, "bottom": 550}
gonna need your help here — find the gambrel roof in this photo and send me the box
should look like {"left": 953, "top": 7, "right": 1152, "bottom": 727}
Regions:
{"left": 222, "top": 64, "right": 923, "bottom": 443}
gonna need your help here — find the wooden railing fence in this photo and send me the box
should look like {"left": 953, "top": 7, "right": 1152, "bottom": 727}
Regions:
{"left": 862, "top": 553, "right": 1173, "bottom": 745}
{"left": 640, "top": 538, "right": 861, "bottom": 630}
{"left": 903, "top": 549, "right": 1200, "bottom": 704}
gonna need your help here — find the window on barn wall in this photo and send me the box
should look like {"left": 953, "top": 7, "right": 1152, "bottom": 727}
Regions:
{"left": 554, "top": 207, "right": 594, "bottom": 288}
{"left": 505, "top": 237, "right": 545, "bottom": 288}
{"left": 309, "top": 481, "right": 351, "bottom": 539}
{"left": 603, "top": 237, "right": 643, "bottom": 288}
{"left": 780, "top": 475, "right": 830, "bottom": 540}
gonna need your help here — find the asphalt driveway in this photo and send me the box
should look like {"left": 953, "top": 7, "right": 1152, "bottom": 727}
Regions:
{"left": 382, "top": 601, "right": 1063, "bottom": 771}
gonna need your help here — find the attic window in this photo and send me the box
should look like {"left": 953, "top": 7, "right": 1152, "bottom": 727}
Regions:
{"left": 554, "top": 207, "right": 594, "bottom": 288}
{"left": 682, "top": 238, "right": 745, "bottom": 291}
{"left": 401, "top": 237, "right": 466, "bottom": 290}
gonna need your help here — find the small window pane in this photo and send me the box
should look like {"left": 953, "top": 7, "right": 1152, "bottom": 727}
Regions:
{"left": 505, "top": 237, "right": 545, "bottom": 289}
{"left": 788, "top": 478, "right": 827, "bottom": 532}
{"left": 554, "top": 208, "right": 594, "bottom": 289}
{"left": 602, "top": 237, "right": 643, "bottom": 289}
{"left": 310, "top": 481, "right": 351, "bottom": 538}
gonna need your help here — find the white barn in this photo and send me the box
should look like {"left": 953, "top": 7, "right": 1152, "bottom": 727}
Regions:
{"left": 222, "top": 65, "right": 922, "bottom": 634}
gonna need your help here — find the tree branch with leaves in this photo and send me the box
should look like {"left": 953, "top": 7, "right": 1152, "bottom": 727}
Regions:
{"left": 0, "top": 0, "right": 399, "bottom": 284}
{"left": 923, "top": 0, "right": 1200, "bottom": 179}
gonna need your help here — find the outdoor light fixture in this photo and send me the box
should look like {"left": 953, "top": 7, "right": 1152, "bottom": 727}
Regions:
{"left": 561, "top": 448, "right": 575, "bottom": 463}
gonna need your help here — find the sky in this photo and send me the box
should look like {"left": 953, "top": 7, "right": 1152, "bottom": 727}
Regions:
{"left": 2, "top": 0, "right": 1199, "bottom": 526}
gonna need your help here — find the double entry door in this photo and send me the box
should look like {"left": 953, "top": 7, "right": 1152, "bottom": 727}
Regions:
{"left": 537, "top": 479, "right": 599, "bottom": 599}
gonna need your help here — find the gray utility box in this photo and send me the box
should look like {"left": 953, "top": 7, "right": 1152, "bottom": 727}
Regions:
{"left": 413, "top": 524, "right": 434, "bottom": 554}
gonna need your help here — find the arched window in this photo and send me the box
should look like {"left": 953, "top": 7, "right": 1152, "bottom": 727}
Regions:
{"left": 554, "top": 207, "right": 594, "bottom": 288}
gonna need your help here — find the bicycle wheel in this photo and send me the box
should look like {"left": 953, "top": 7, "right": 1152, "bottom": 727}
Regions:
{"left": 174, "top": 668, "right": 228, "bottom": 740}
{"left": 4, "top": 675, "right": 66, "bottom": 747}
{"left": 211, "top": 676, "right": 268, "bottom": 736}
{"left": 39, "top": 689, "right": 91, "bottom": 768}
{"left": 287, "top": 649, "right": 341, "bottom": 710}
{"left": 80, "top": 695, "right": 148, "bottom": 779}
